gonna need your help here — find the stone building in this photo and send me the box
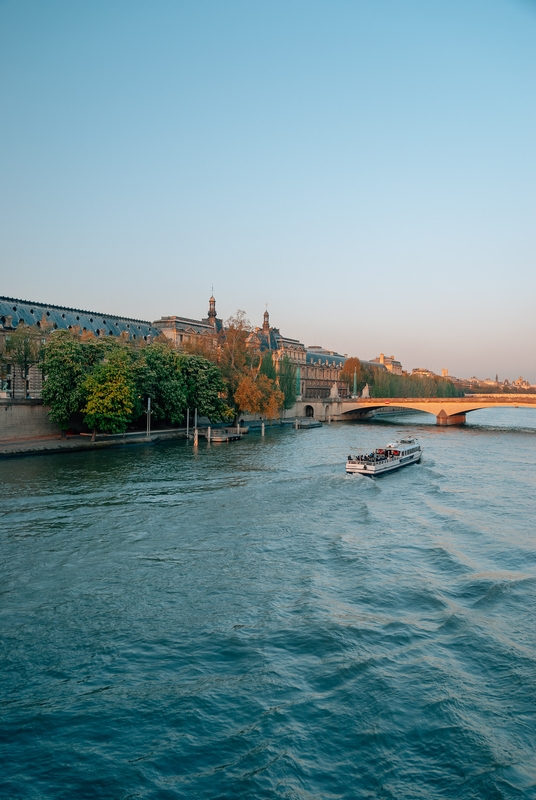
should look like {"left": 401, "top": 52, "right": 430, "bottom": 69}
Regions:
{"left": 370, "top": 353, "right": 403, "bottom": 375}
{"left": 248, "top": 309, "right": 348, "bottom": 399}
{"left": 155, "top": 301, "right": 350, "bottom": 399}
{"left": 1, "top": 293, "right": 362, "bottom": 404}
{"left": 153, "top": 295, "right": 223, "bottom": 350}
{"left": 0, "top": 296, "right": 160, "bottom": 399}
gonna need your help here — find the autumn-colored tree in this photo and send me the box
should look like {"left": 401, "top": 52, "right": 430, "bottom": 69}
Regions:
{"left": 234, "top": 373, "right": 284, "bottom": 420}
{"left": 234, "top": 374, "right": 262, "bottom": 415}
{"left": 257, "top": 374, "right": 284, "bottom": 419}
{"left": 218, "top": 311, "right": 261, "bottom": 420}
{"left": 340, "top": 357, "right": 368, "bottom": 395}
{"left": 180, "top": 334, "right": 218, "bottom": 361}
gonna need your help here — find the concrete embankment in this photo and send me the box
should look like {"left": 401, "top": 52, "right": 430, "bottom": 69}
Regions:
{"left": 0, "top": 430, "right": 186, "bottom": 458}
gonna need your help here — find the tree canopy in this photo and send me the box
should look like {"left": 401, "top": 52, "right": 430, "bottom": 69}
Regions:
{"left": 278, "top": 355, "right": 298, "bottom": 410}
{"left": 215, "top": 312, "right": 284, "bottom": 421}
{"left": 340, "top": 357, "right": 368, "bottom": 395}
{"left": 39, "top": 332, "right": 231, "bottom": 435}
{"left": 2, "top": 324, "right": 43, "bottom": 397}
{"left": 40, "top": 331, "right": 89, "bottom": 430}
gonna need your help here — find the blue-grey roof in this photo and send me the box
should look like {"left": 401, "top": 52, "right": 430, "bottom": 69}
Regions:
{"left": 0, "top": 297, "right": 159, "bottom": 340}
{"left": 306, "top": 348, "right": 345, "bottom": 367}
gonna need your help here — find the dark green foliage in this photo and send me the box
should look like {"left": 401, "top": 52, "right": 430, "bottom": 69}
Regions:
{"left": 260, "top": 351, "right": 277, "bottom": 381}
{"left": 40, "top": 331, "right": 89, "bottom": 430}
{"left": 4, "top": 324, "right": 43, "bottom": 397}
{"left": 135, "top": 343, "right": 187, "bottom": 424}
{"left": 278, "top": 355, "right": 297, "bottom": 410}
{"left": 178, "top": 354, "right": 232, "bottom": 422}
{"left": 368, "top": 368, "right": 464, "bottom": 398}
{"left": 40, "top": 333, "right": 231, "bottom": 433}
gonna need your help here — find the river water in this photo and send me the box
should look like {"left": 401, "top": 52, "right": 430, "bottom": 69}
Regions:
{"left": 1, "top": 410, "right": 536, "bottom": 799}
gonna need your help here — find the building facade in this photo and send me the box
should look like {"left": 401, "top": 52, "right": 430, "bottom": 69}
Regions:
{"left": 370, "top": 353, "right": 403, "bottom": 375}
{"left": 1, "top": 294, "right": 359, "bottom": 403}
{"left": 247, "top": 310, "right": 348, "bottom": 398}
{"left": 0, "top": 296, "right": 160, "bottom": 399}
{"left": 153, "top": 295, "right": 223, "bottom": 350}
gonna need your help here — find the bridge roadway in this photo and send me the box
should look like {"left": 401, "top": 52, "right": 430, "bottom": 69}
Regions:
{"left": 293, "top": 394, "right": 536, "bottom": 426}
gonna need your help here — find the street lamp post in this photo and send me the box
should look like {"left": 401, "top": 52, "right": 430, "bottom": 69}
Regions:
{"left": 146, "top": 396, "right": 151, "bottom": 439}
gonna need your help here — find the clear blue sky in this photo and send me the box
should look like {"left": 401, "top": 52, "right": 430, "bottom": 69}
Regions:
{"left": 1, "top": 0, "right": 535, "bottom": 380}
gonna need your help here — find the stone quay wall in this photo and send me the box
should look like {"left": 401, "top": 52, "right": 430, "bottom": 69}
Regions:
{"left": 0, "top": 400, "right": 61, "bottom": 442}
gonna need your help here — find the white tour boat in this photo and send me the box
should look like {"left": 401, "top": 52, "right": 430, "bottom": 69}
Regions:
{"left": 346, "top": 438, "right": 422, "bottom": 476}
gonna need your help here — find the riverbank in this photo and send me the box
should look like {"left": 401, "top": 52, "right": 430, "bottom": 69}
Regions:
{"left": 0, "top": 429, "right": 186, "bottom": 458}
{"left": 0, "top": 418, "right": 311, "bottom": 458}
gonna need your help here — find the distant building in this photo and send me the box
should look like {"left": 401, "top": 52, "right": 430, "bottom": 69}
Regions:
{"left": 513, "top": 376, "right": 531, "bottom": 389}
{"left": 371, "top": 353, "right": 403, "bottom": 375}
{"left": 412, "top": 367, "right": 437, "bottom": 379}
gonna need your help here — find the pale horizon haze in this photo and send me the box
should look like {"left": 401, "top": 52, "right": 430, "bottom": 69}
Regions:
{"left": 1, "top": 0, "right": 535, "bottom": 381}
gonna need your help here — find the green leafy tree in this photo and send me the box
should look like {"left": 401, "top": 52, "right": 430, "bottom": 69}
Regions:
{"left": 135, "top": 342, "right": 187, "bottom": 424}
{"left": 4, "top": 324, "right": 43, "bottom": 398}
{"left": 40, "top": 331, "right": 88, "bottom": 434}
{"left": 82, "top": 349, "right": 136, "bottom": 440}
{"left": 178, "top": 354, "right": 232, "bottom": 422}
{"left": 368, "top": 368, "right": 463, "bottom": 398}
{"left": 259, "top": 351, "right": 277, "bottom": 381}
{"left": 0, "top": 340, "right": 10, "bottom": 391}
{"left": 277, "top": 355, "right": 297, "bottom": 410}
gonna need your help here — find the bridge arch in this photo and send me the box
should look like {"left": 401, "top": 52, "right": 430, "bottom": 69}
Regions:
{"left": 315, "top": 395, "right": 536, "bottom": 426}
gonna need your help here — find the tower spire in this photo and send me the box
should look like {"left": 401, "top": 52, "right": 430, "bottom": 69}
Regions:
{"left": 207, "top": 291, "right": 217, "bottom": 326}
{"left": 262, "top": 304, "right": 270, "bottom": 334}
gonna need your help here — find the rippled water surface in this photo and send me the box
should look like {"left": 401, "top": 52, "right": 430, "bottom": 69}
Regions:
{"left": 2, "top": 410, "right": 536, "bottom": 798}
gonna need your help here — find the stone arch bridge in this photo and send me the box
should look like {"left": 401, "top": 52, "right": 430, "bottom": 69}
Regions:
{"left": 294, "top": 395, "right": 536, "bottom": 426}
